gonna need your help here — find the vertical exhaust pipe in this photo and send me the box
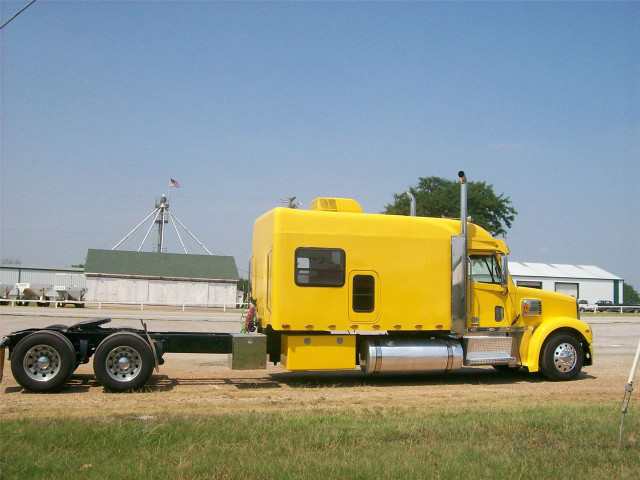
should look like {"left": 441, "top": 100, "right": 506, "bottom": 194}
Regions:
{"left": 405, "top": 191, "right": 416, "bottom": 216}
{"left": 450, "top": 170, "right": 469, "bottom": 336}
{"left": 458, "top": 171, "right": 467, "bottom": 235}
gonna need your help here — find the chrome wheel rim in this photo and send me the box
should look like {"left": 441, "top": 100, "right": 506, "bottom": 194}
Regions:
{"left": 553, "top": 343, "right": 577, "bottom": 373}
{"left": 23, "top": 345, "right": 61, "bottom": 382}
{"left": 105, "top": 346, "right": 142, "bottom": 382}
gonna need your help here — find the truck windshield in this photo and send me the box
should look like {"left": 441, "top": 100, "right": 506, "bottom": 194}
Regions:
{"left": 470, "top": 255, "right": 502, "bottom": 284}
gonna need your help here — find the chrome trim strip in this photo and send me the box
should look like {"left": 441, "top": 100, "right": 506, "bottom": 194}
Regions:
{"left": 451, "top": 236, "right": 468, "bottom": 335}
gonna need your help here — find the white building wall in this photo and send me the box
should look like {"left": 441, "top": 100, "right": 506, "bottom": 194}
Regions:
{"left": 86, "top": 277, "right": 237, "bottom": 307}
{"left": 0, "top": 269, "right": 19, "bottom": 284}
{"left": 148, "top": 281, "right": 209, "bottom": 304}
{"left": 511, "top": 275, "right": 616, "bottom": 303}
{"left": 86, "top": 278, "right": 149, "bottom": 303}
{"left": 53, "top": 273, "right": 86, "bottom": 287}
{"left": 0, "top": 268, "right": 86, "bottom": 288}
{"left": 208, "top": 283, "right": 237, "bottom": 307}
{"left": 576, "top": 279, "right": 615, "bottom": 303}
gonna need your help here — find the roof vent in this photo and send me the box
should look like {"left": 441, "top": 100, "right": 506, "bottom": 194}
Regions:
{"left": 310, "top": 198, "right": 362, "bottom": 213}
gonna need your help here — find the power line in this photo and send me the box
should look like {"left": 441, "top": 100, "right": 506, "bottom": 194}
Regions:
{"left": 0, "top": 0, "right": 37, "bottom": 31}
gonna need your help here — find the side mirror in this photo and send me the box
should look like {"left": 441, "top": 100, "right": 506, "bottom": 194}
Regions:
{"left": 501, "top": 255, "right": 509, "bottom": 289}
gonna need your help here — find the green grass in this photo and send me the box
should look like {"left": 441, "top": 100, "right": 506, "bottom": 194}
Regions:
{"left": 1, "top": 404, "right": 639, "bottom": 479}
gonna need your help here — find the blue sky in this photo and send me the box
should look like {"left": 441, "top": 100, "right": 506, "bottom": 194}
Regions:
{"left": 1, "top": 1, "right": 639, "bottom": 288}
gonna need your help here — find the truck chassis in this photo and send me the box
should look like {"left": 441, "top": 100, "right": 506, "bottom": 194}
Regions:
{"left": 0, "top": 318, "right": 265, "bottom": 392}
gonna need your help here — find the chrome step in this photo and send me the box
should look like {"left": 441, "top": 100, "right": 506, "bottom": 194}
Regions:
{"left": 464, "top": 353, "right": 516, "bottom": 366}
{"left": 462, "top": 336, "right": 517, "bottom": 366}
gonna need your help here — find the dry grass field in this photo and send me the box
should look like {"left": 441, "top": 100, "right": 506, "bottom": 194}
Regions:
{"left": 1, "top": 309, "right": 639, "bottom": 478}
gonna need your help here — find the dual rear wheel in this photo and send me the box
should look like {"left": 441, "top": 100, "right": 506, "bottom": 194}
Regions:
{"left": 92, "top": 332, "right": 155, "bottom": 391}
{"left": 10, "top": 331, "right": 155, "bottom": 392}
{"left": 10, "top": 331, "right": 76, "bottom": 392}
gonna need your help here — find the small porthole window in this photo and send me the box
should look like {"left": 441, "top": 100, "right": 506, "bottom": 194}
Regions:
{"left": 353, "top": 275, "right": 375, "bottom": 312}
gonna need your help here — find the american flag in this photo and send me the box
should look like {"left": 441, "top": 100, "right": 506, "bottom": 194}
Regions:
{"left": 169, "top": 178, "right": 180, "bottom": 188}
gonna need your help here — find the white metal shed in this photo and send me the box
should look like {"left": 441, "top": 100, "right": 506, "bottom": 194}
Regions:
{"left": 509, "top": 262, "right": 623, "bottom": 304}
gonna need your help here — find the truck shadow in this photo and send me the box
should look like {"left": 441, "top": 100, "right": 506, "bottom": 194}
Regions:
{"left": 143, "top": 375, "right": 282, "bottom": 392}
{"left": 143, "top": 368, "right": 596, "bottom": 392}
{"left": 4, "top": 374, "right": 283, "bottom": 394}
{"left": 268, "top": 368, "right": 596, "bottom": 388}
{"left": 142, "top": 368, "right": 596, "bottom": 392}
{"left": 4, "top": 369, "right": 596, "bottom": 394}
{"left": 5, "top": 374, "right": 98, "bottom": 394}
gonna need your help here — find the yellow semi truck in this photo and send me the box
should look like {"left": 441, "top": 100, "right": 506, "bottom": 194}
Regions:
{"left": 0, "top": 171, "right": 593, "bottom": 393}
{"left": 249, "top": 172, "right": 593, "bottom": 380}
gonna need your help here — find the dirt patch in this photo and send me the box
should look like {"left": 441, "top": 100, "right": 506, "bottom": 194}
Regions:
{"left": 0, "top": 360, "right": 629, "bottom": 420}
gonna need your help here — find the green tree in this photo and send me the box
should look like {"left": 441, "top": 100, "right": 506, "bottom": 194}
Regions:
{"left": 624, "top": 283, "right": 640, "bottom": 305}
{"left": 383, "top": 176, "right": 517, "bottom": 237}
{"left": 237, "top": 278, "right": 249, "bottom": 293}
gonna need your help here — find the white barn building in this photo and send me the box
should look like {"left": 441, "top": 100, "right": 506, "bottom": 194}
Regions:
{"left": 84, "top": 249, "right": 239, "bottom": 307}
{"left": 509, "top": 262, "right": 623, "bottom": 304}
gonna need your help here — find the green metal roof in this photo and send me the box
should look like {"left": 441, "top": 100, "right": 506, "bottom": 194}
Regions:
{"left": 85, "top": 249, "right": 239, "bottom": 281}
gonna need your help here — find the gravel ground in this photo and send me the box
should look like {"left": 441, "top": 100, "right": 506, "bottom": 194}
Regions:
{"left": 1, "top": 307, "right": 639, "bottom": 419}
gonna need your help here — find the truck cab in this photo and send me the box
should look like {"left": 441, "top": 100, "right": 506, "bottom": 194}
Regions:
{"left": 250, "top": 173, "right": 593, "bottom": 381}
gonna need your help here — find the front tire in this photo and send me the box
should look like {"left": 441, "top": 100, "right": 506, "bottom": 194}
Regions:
{"left": 540, "top": 334, "right": 584, "bottom": 381}
{"left": 10, "top": 331, "right": 76, "bottom": 392}
{"left": 93, "top": 332, "right": 154, "bottom": 391}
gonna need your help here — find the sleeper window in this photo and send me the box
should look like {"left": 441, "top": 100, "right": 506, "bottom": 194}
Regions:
{"left": 295, "top": 248, "right": 345, "bottom": 287}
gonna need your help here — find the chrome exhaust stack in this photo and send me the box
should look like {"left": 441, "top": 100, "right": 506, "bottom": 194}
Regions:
{"left": 450, "top": 171, "right": 469, "bottom": 336}
{"left": 405, "top": 191, "right": 416, "bottom": 216}
{"left": 459, "top": 171, "right": 467, "bottom": 235}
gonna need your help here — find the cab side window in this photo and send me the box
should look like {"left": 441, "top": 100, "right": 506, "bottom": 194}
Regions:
{"left": 470, "top": 255, "right": 502, "bottom": 284}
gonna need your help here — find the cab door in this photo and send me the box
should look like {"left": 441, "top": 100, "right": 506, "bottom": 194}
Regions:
{"left": 469, "top": 255, "right": 510, "bottom": 328}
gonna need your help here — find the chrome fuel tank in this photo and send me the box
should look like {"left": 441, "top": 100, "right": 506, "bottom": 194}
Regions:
{"left": 359, "top": 338, "right": 463, "bottom": 374}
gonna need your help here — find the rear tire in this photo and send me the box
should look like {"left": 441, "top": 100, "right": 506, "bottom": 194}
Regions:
{"left": 93, "top": 332, "right": 154, "bottom": 391}
{"left": 10, "top": 331, "right": 76, "bottom": 392}
{"left": 540, "top": 334, "right": 584, "bottom": 381}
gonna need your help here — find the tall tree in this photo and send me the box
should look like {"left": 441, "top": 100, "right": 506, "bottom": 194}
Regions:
{"left": 383, "top": 176, "right": 517, "bottom": 237}
{"left": 623, "top": 283, "right": 640, "bottom": 305}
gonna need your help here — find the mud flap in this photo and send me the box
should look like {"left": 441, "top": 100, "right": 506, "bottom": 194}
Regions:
{"left": 0, "top": 347, "right": 5, "bottom": 383}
